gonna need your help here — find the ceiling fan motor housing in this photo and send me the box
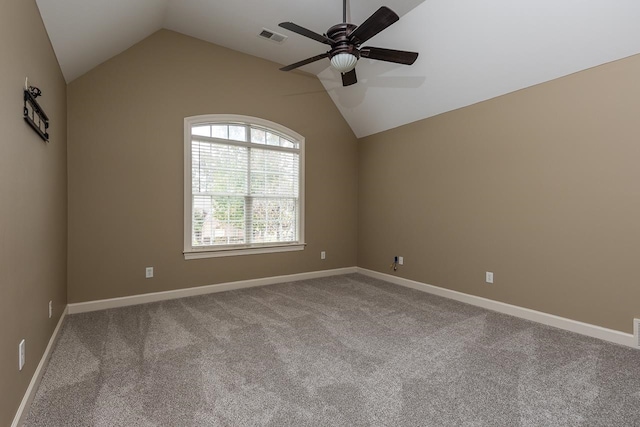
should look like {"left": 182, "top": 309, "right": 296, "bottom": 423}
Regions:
{"left": 327, "top": 23, "right": 360, "bottom": 59}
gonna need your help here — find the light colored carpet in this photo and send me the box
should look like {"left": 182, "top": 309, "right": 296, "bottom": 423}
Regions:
{"left": 25, "top": 273, "right": 640, "bottom": 426}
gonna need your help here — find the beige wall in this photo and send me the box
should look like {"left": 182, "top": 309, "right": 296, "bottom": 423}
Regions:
{"left": 67, "top": 30, "right": 358, "bottom": 303}
{"left": 0, "top": 1, "right": 67, "bottom": 424}
{"left": 359, "top": 54, "right": 640, "bottom": 333}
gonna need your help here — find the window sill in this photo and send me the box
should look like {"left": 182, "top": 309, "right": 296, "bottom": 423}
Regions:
{"left": 184, "top": 243, "right": 306, "bottom": 260}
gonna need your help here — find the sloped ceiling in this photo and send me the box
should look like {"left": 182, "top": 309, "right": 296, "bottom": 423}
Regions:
{"left": 36, "top": 0, "right": 640, "bottom": 137}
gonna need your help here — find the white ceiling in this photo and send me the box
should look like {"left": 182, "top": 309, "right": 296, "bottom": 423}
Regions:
{"left": 36, "top": 0, "right": 640, "bottom": 137}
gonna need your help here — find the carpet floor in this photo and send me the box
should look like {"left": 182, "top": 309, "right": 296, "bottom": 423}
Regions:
{"left": 25, "top": 273, "right": 640, "bottom": 426}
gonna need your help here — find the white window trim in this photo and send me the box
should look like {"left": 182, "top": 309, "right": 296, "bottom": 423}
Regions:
{"left": 184, "top": 114, "right": 305, "bottom": 259}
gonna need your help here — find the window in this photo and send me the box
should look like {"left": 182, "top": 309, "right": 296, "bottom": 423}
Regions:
{"left": 184, "top": 115, "right": 305, "bottom": 259}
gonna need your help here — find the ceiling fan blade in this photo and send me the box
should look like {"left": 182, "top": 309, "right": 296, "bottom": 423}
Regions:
{"left": 341, "top": 69, "right": 357, "bottom": 86}
{"left": 360, "top": 47, "right": 418, "bottom": 65}
{"left": 349, "top": 7, "right": 399, "bottom": 45}
{"left": 279, "top": 22, "right": 335, "bottom": 45}
{"left": 280, "top": 52, "right": 330, "bottom": 71}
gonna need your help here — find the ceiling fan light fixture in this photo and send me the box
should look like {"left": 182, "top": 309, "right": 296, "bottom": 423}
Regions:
{"left": 330, "top": 52, "right": 358, "bottom": 73}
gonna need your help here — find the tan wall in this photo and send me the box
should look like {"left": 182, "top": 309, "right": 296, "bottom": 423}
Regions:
{"left": 67, "top": 30, "right": 358, "bottom": 303}
{"left": 359, "top": 54, "right": 640, "bottom": 334}
{"left": 0, "top": 1, "right": 67, "bottom": 424}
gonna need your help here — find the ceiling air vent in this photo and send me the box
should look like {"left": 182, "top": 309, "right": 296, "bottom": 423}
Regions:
{"left": 258, "top": 28, "right": 287, "bottom": 43}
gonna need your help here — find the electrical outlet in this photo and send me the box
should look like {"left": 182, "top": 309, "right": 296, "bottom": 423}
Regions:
{"left": 321, "top": 251, "right": 326, "bottom": 260}
{"left": 398, "top": 256, "right": 404, "bottom": 265}
{"left": 48, "top": 300, "right": 52, "bottom": 319}
{"left": 486, "top": 271, "right": 494, "bottom": 284}
{"left": 145, "top": 267, "right": 153, "bottom": 278}
{"left": 19, "top": 339, "right": 25, "bottom": 371}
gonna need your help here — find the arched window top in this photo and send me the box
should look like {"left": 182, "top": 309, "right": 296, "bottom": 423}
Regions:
{"left": 185, "top": 114, "right": 304, "bottom": 150}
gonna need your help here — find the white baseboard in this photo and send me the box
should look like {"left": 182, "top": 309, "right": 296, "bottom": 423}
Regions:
{"left": 68, "top": 267, "right": 358, "bottom": 314}
{"left": 12, "top": 306, "right": 68, "bottom": 427}
{"left": 357, "top": 268, "right": 636, "bottom": 348}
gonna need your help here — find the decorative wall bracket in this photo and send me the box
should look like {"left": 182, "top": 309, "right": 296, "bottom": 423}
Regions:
{"left": 23, "top": 79, "right": 49, "bottom": 142}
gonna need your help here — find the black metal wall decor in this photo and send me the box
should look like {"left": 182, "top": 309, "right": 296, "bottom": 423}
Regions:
{"left": 23, "top": 79, "right": 49, "bottom": 142}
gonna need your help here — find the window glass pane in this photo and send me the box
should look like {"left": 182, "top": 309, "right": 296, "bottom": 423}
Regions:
{"left": 192, "top": 195, "right": 211, "bottom": 246}
{"left": 192, "top": 142, "right": 203, "bottom": 193}
{"left": 229, "top": 125, "right": 247, "bottom": 142}
{"left": 192, "top": 142, "right": 248, "bottom": 194}
{"left": 192, "top": 126, "right": 210, "bottom": 137}
{"left": 266, "top": 132, "right": 280, "bottom": 146}
{"left": 280, "top": 138, "right": 297, "bottom": 149}
{"left": 251, "top": 128, "right": 266, "bottom": 144}
{"left": 193, "top": 195, "right": 245, "bottom": 246}
{"left": 251, "top": 198, "right": 296, "bottom": 244}
{"left": 211, "top": 125, "right": 228, "bottom": 139}
{"left": 250, "top": 149, "right": 299, "bottom": 197}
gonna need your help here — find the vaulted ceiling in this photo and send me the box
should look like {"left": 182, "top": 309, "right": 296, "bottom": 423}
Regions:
{"left": 36, "top": 0, "right": 640, "bottom": 137}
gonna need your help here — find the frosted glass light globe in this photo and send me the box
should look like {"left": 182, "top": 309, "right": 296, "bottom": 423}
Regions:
{"left": 330, "top": 53, "right": 358, "bottom": 73}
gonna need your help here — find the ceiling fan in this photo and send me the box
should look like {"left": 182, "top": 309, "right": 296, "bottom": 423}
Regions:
{"left": 278, "top": 0, "right": 419, "bottom": 86}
